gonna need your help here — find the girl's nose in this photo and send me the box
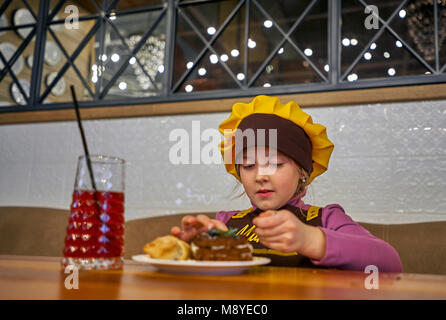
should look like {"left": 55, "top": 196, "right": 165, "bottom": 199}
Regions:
{"left": 255, "top": 165, "right": 271, "bottom": 182}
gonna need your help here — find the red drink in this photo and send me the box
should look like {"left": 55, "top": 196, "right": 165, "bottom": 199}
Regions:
{"left": 62, "top": 190, "right": 125, "bottom": 269}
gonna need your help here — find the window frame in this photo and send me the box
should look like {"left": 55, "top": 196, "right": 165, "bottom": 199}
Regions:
{"left": 0, "top": 0, "right": 445, "bottom": 124}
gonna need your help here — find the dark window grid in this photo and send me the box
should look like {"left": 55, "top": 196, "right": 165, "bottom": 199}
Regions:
{"left": 162, "top": 0, "right": 176, "bottom": 95}
{"left": 0, "top": 25, "right": 36, "bottom": 85}
{"left": 248, "top": 0, "right": 327, "bottom": 87}
{"left": 38, "top": 16, "right": 103, "bottom": 103}
{"left": 434, "top": 0, "right": 440, "bottom": 72}
{"left": 341, "top": 0, "right": 437, "bottom": 82}
{"left": 23, "top": 4, "right": 96, "bottom": 99}
{"left": 172, "top": 0, "right": 245, "bottom": 92}
{"left": 0, "top": 29, "right": 35, "bottom": 105}
{"left": 356, "top": 0, "right": 436, "bottom": 74}
{"left": 242, "top": 0, "right": 249, "bottom": 86}
{"left": 0, "top": 51, "right": 31, "bottom": 105}
{"left": 0, "top": 0, "right": 445, "bottom": 113}
{"left": 39, "top": 0, "right": 121, "bottom": 103}
{"left": 98, "top": 8, "right": 167, "bottom": 99}
{"left": 178, "top": 0, "right": 225, "bottom": 7}
{"left": 100, "top": 14, "right": 162, "bottom": 96}
{"left": 0, "top": 0, "right": 13, "bottom": 18}
{"left": 0, "top": 0, "right": 44, "bottom": 106}
{"left": 327, "top": 0, "right": 340, "bottom": 85}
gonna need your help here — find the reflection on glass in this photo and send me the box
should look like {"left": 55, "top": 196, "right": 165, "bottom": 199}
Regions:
{"left": 0, "top": 0, "right": 37, "bottom": 107}
{"left": 388, "top": 0, "right": 443, "bottom": 69}
{"left": 103, "top": 10, "right": 166, "bottom": 99}
{"left": 180, "top": 51, "right": 239, "bottom": 92}
{"left": 253, "top": 41, "right": 323, "bottom": 88}
{"left": 40, "top": 19, "right": 95, "bottom": 103}
{"left": 341, "top": 0, "right": 402, "bottom": 75}
{"left": 347, "top": 29, "right": 429, "bottom": 81}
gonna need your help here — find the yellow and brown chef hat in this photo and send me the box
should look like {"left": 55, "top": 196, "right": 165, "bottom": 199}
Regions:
{"left": 218, "top": 95, "right": 334, "bottom": 184}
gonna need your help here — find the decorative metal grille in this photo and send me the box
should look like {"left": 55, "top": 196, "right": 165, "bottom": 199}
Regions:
{"left": 0, "top": 0, "right": 445, "bottom": 113}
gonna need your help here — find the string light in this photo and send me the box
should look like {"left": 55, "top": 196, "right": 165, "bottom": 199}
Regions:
{"left": 207, "top": 27, "right": 216, "bottom": 35}
{"left": 236, "top": 73, "right": 245, "bottom": 81}
{"left": 185, "top": 84, "right": 194, "bottom": 92}
{"left": 263, "top": 20, "right": 273, "bottom": 28}
{"left": 231, "top": 49, "right": 239, "bottom": 57}
{"left": 347, "top": 73, "right": 358, "bottom": 82}
{"left": 304, "top": 48, "right": 313, "bottom": 56}
{"left": 210, "top": 54, "right": 218, "bottom": 64}
{"left": 118, "top": 81, "right": 127, "bottom": 90}
{"left": 364, "top": 52, "right": 372, "bottom": 60}
{"left": 111, "top": 53, "right": 120, "bottom": 62}
{"left": 198, "top": 68, "right": 206, "bottom": 76}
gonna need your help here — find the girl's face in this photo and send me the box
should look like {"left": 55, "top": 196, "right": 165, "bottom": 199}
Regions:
{"left": 239, "top": 146, "right": 303, "bottom": 211}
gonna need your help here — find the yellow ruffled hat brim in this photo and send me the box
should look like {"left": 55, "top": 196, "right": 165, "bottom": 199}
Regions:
{"left": 218, "top": 95, "right": 334, "bottom": 184}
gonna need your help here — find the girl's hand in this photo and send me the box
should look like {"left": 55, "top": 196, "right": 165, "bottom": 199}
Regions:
{"left": 252, "top": 209, "right": 326, "bottom": 260}
{"left": 171, "top": 214, "right": 228, "bottom": 242}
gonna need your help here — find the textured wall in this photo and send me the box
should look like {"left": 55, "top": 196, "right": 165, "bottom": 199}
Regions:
{"left": 0, "top": 99, "right": 445, "bottom": 223}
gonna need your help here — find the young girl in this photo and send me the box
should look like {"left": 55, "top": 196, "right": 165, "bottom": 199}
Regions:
{"left": 171, "top": 95, "right": 402, "bottom": 272}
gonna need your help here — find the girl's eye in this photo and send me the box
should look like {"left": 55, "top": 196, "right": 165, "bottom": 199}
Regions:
{"left": 242, "top": 164, "right": 255, "bottom": 169}
{"left": 270, "top": 163, "right": 284, "bottom": 167}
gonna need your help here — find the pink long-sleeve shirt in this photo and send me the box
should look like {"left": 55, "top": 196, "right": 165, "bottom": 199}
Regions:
{"left": 216, "top": 195, "right": 403, "bottom": 272}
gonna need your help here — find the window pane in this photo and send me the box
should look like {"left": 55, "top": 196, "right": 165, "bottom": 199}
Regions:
{"left": 345, "top": 29, "right": 430, "bottom": 82}
{"left": 341, "top": 0, "right": 402, "bottom": 75}
{"left": 102, "top": 10, "right": 166, "bottom": 99}
{"left": 247, "top": 1, "right": 284, "bottom": 81}
{"left": 0, "top": 0, "right": 38, "bottom": 107}
{"left": 40, "top": 19, "right": 96, "bottom": 103}
{"left": 180, "top": 51, "right": 240, "bottom": 93}
{"left": 175, "top": 0, "right": 241, "bottom": 91}
{"left": 388, "top": 0, "right": 436, "bottom": 70}
{"left": 440, "top": 2, "right": 446, "bottom": 70}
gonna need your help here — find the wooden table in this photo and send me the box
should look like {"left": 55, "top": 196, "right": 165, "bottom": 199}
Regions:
{"left": 1, "top": 255, "right": 446, "bottom": 300}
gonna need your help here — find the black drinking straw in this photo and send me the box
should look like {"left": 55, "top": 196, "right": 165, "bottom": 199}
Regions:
{"left": 70, "top": 85, "right": 98, "bottom": 195}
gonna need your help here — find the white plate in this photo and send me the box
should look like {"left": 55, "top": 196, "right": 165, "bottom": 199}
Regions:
{"left": 0, "top": 14, "right": 8, "bottom": 37}
{"left": 44, "top": 41, "right": 62, "bottom": 66}
{"left": 0, "top": 42, "right": 24, "bottom": 75}
{"left": 13, "top": 8, "right": 35, "bottom": 39}
{"left": 131, "top": 255, "right": 270, "bottom": 275}
{"left": 46, "top": 72, "right": 66, "bottom": 96}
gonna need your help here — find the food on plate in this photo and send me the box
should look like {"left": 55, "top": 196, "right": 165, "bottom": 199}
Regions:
{"left": 191, "top": 228, "right": 253, "bottom": 261}
{"left": 143, "top": 235, "right": 191, "bottom": 260}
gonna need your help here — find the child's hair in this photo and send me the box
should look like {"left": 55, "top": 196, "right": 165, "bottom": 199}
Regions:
{"left": 228, "top": 162, "right": 310, "bottom": 201}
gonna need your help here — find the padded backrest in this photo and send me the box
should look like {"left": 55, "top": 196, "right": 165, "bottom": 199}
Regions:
{"left": 0, "top": 207, "right": 445, "bottom": 274}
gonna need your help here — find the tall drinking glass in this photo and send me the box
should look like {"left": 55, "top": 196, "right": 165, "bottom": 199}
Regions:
{"left": 62, "top": 155, "right": 125, "bottom": 270}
